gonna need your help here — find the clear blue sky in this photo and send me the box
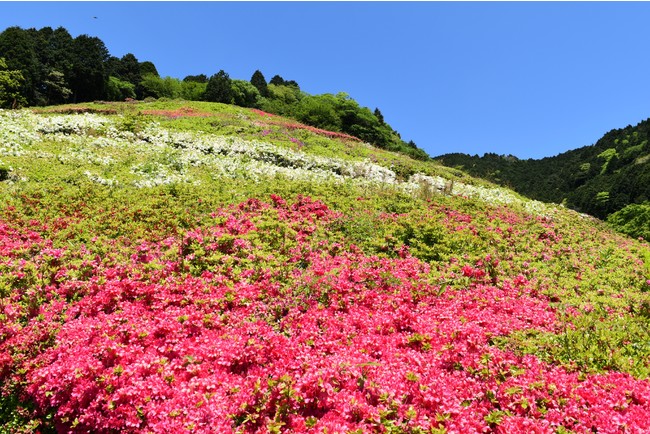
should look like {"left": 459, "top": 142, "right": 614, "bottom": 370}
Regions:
{"left": 3, "top": 2, "right": 650, "bottom": 159}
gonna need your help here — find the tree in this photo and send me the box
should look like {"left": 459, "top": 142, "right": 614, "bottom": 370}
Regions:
{"left": 180, "top": 80, "right": 207, "bottom": 101}
{"left": 139, "top": 74, "right": 181, "bottom": 99}
{"left": 296, "top": 94, "right": 342, "bottom": 132}
{"left": 203, "top": 70, "right": 233, "bottom": 104}
{"left": 269, "top": 74, "right": 285, "bottom": 86}
{"left": 106, "top": 76, "right": 135, "bottom": 101}
{"left": 42, "top": 69, "right": 72, "bottom": 104}
{"left": 0, "top": 26, "right": 38, "bottom": 105}
{"left": 69, "top": 34, "right": 109, "bottom": 102}
{"left": 0, "top": 57, "right": 27, "bottom": 108}
{"left": 32, "top": 26, "right": 74, "bottom": 105}
{"left": 231, "top": 79, "right": 261, "bottom": 108}
{"left": 270, "top": 75, "right": 299, "bottom": 89}
{"left": 250, "top": 70, "right": 268, "bottom": 97}
{"left": 374, "top": 108, "right": 385, "bottom": 124}
{"left": 183, "top": 74, "right": 208, "bottom": 83}
{"left": 117, "top": 53, "right": 142, "bottom": 86}
{"left": 139, "top": 61, "right": 159, "bottom": 77}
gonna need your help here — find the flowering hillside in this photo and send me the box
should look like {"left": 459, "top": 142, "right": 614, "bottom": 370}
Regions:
{"left": 1, "top": 102, "right": 650, "bottom": 433}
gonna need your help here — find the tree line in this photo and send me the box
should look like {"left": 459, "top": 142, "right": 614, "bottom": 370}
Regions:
{"left": 434, "top": 119, "right": 650, "bottom": 237}
{"left": 0, "top": 26, "right": 428, "bottom": 160}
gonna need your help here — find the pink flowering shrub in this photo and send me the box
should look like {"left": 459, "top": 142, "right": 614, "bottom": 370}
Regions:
{"left": 142, "top": 107, "right": 213, "bottom": 119}
{"left": 1, "top": 194, "right": 650, "bottom": 433}
{"left": 253, "top": 119, "right": 362, "bottom": 143}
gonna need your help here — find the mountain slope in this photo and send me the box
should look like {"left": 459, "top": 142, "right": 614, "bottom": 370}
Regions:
{"left": 435, "top": 118, "right": 650, "bottom": 220}
{"left": 1, "top": 101, "right": 650, "bottom": 433}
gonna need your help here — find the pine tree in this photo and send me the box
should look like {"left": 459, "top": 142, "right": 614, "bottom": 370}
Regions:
{"left": 374, "top": 108, "right": 385, "bottom": 124}
{"left": 250, "top": 70, "right": 268, "bottom": 97}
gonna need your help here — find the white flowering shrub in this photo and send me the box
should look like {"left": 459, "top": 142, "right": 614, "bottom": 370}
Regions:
{"left": 0, "top": 110, "right": 39, "bottom": 156}
{"left": 84, "top": 171, "right": 119, "bottom": 187}
{"left": 35, "top": 113, "right": 112, "bottom": 135}
{"left": 0, "top": 109, "right": 556, "bottom": 217}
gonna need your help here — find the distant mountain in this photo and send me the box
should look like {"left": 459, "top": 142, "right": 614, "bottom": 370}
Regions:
{"left": 434, "top": 118, "right": 650, "bottom": 221}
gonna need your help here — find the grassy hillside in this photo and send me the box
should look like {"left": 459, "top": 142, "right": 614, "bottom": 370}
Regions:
{"left": 1, "top": 101, "right": 650, "bottom": 433}
{"left": 434, "top": 118, "right": 650, "bottom": 236}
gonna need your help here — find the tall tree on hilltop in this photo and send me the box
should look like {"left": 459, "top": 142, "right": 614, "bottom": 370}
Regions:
{"left": 250, "top": 70, "right": 268, "bottom": 97}
{"left": 183, "top": 74, "right": 208, "bottom": 83}
{"left": 374, "top": 108, "right": 385, "bottom": 125}
{"left": 37, "top": 27, "right": 74, "bottom": 104}
{"left": 28, "top": 26, "right": 75, "bottom": 105}
{"left": 69, "top": 34, "right": 109, "bottom": 102}
{"left": 116, "top": 53, "right": 142, "bottom": 87}
{"left": 269, "top": 74, "right": 285, "bottom": 86}
{"left": 203, "top": 70, "right": 233, "bottom": 104}
{"left": 139, "top": 61, "right": 158, "bottom": 77}
{"left": 0, "top": 26, "right": 38, "bottom": 105}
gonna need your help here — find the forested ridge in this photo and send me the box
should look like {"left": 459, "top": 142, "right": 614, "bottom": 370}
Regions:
{"left": 435, "top": 118, "right": 650, "bottom": 239}
{"left": 0, "top": 25, "right": 428, "bottom": 160}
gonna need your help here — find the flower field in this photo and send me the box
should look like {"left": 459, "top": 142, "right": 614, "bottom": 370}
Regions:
{"left": 1, "top": 102, "right": 650, "bottom": 433}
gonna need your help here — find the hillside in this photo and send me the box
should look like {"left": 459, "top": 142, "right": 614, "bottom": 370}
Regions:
{"left": 434, "top": 118, "right": 650, "bottom": 227}
{"left": 0, "top": 25, "right": 429, "bottom": 161}
{"left": 1, "top": 101, "right": 650, "bottom": 433}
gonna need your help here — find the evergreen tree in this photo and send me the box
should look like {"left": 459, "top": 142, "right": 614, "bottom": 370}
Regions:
{"left": 0, "top": 26, "right": 38, "bottom": 105}
{"left": 203, "top": 70, "right": 233, "bottom": 104}
{"left": 183, "top": 74, "right": 208, "bottom": 83}
{"left": 69, "top": 34, "right": 109, "bottom": 102}
{"left": 139, "top": 61, "right": 159, "bottom": 77}
{"left": 374, "top": 108, "right": 385, "bottom": 124}
{"left": 117, "top": 53, "right": 142, "bottom": 86}
{"left": 31, "top": 26, "right": 75, "bottom": 104}
{"left": 269, "top": 74, "right": 285, "bottom": 86}
{"left": 250, "top": 70, "right": 268, "bottom": 97}
{"left": 42, "top": 69, "right": 72, "bottom": 104}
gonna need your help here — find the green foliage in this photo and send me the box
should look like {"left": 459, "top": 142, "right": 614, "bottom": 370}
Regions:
{"left": 0, "top": 57, "right": 27, "bottom": 108}
{"left": 69, "top": 34, "right": 109, "bottom": 102}
{"left": 106, "top": 75, "right": 136, "bottom": 101}
{"left": 42, "top": 70, "right": 72, "bottom": 104}
{"left": 597, "top": 148, "right": 618, "bottom": 175}
{"left": 296, "top": 94, "right": 342, "bottom": 132}
{"left": 607, "top": 202, "right": 650, "bottom": 240}
{"left": 179, "top": 80, "right": 207, "bottom": 101}
{"left": 139, "top": 74, "right": 182, "bottom": 99}
{"left": 139, "top": 60, "right": 159, "bottom": 77}
{"left": 1, "top": 101, "right": 650, "bottom": 425}
{"left": 435, "top": 117, "right": 650, "bottom": 224}
{"left": 231, "top": 79, "right": 261, "bottom": 108}
{"left": 250, "top": 69, "right": 269, "bottom": 97}
{"left": 0, "top": 25, "right": 430, "bottom": 161}
{"left": 0, "top": 26, "right": 38, "bottom": 105}
{"left": 204, "top": 70, "right": 234, "bottom": 104}
{"left": 183, "top": 74, "right": 208, "bottom": 83}
{"left": 503, "top": 309, "right": 650, "bottom": 379}
{"left": 595, "top": 191, "right": 610, "bottom": 204}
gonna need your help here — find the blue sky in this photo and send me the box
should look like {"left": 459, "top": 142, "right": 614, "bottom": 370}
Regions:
{"left": 2, "top": 2, "right": 650, "bottom": 159}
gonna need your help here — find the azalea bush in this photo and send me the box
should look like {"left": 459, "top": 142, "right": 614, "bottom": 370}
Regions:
{"left": 1, "top": 103, "right": 650, "bottom": 432}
